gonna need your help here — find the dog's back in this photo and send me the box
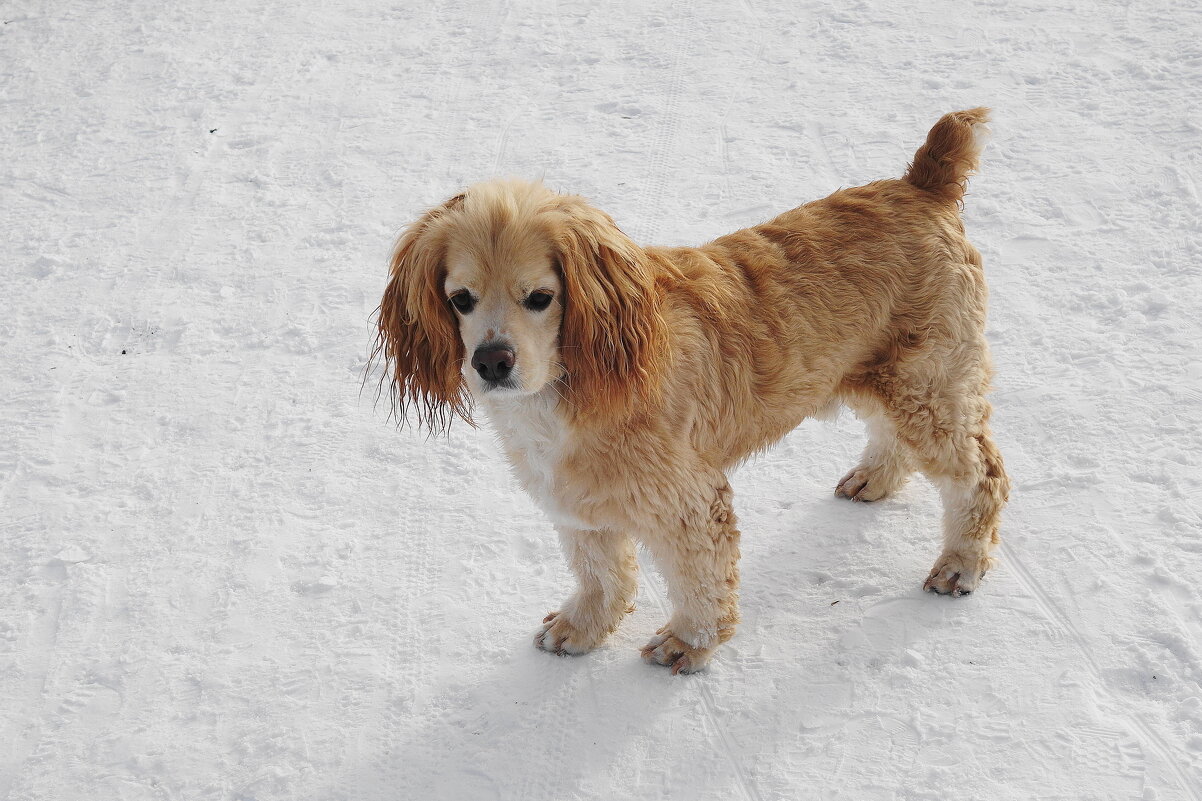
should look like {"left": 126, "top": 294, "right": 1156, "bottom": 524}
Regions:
{"left": 647, "top": 109, "right": 994, "bottom": 468}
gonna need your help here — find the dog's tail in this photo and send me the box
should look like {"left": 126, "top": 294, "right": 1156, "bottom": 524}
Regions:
{"left": 903, "top": 107, "right": 990, "bottom": 205}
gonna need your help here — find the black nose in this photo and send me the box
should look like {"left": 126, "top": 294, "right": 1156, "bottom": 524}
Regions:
{"left": 471, "top": 346, "right": 515, "bottom": 383}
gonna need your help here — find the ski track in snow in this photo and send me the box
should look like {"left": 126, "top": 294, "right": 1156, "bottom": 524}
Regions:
{"left": 2, "top": 0, "right": 1202, "bottom": 799}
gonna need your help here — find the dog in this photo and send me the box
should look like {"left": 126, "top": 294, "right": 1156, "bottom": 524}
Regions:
{"left": 375, "top": 108, "right": 1010, "bottom": 674}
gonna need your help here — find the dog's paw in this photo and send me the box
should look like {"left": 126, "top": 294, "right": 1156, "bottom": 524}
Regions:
{"left": 534, "top": 611, "right": 603, "bottom": 656}
{"left": 923, "top": 551, "right": 991, "bottom": 597}
{"left": 640, "top": 628, "right": 717, "bottom": 675}
{"left": 835, "top": 464, "right": 905, "bottom": 502}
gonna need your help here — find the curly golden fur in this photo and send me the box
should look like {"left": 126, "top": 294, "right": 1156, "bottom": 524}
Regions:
{"left": 375, "top": 108, "right": 1010, "bottom": 674}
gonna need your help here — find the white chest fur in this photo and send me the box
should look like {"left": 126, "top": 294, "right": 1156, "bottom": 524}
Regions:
{"left": 483, "top": 390, "right": 589, "bottom": 530}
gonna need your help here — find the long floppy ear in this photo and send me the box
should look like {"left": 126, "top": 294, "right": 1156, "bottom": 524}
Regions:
{"left": 372, "top": 193, "right": 472, "bottom": 432}
{"left": 552, "top": 198, "right": 667, "bottom": 423}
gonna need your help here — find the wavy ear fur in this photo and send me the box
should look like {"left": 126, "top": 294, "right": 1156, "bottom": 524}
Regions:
{"left": 372, "top": 194, "right": 472, "bottom": 432}
{"left": 552, "top": 199, "right": 667, "bottom": 423}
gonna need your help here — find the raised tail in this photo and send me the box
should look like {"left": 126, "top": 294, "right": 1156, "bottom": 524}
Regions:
{"left": 903, "top": 107, "right": 991, "bottom": 204}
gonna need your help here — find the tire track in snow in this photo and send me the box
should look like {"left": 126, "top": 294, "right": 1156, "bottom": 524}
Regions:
{"left": 492, "top": 5, "right": 570, "bottom": 177}
{"left": 513, "top": 669, "right": 588, "bottom": 800}
{"left": 0, "top": 560, "right": 65, "bottom": 799}
{"left": 6, "top": 563, "right": 116, "bottom": 798}
{"left": 1, "top": 363, "right": 98, "bottom": 795}
{"left": 351, "top": 4, "right": 520, "bottom": 795}
{"left": 360, "top": 515, "right": 434, "bottom": 801}
{"left": 1002, "top": 543, "right": 1201, "bottom": 801}
{"left": 426, "top": 0, "right": 517, "bottom": 185}
{"left": 0, "top": 460, "right": 24, "bottom": 509}
{"left": 626, "top": 5, "right": 688, "bottom": 245}
{"left": 803, "top": 120, "right": 844, "bottom": 193}
{"left": 626, "top": 10, "right": 763, "bottom": 800}
{"left": 358, "top": 4, "right": 529, "bottom": 792}
{"left": 639, "top": 554, "right": 765, "bottom": 801}
{"left": 716, "top": 1, "right": 765, "bottom": 207}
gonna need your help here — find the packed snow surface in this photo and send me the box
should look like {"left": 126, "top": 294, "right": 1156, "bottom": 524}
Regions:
{"left": 3, "top": 0, "right": 1202, "bottom": 799}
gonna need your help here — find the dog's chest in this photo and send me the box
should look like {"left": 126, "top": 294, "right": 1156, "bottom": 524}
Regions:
{"left": 485, "top": 394, "right": 588, "bottom": 530}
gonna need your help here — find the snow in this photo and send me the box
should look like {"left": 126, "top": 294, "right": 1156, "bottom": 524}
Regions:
{"left": 2, "top": 0, "right": 1201, "bottom": 799}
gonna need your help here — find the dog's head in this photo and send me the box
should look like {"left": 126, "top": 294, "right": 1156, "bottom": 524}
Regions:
{"left": 375, "top": 180, "right": 666, "bottom": 431}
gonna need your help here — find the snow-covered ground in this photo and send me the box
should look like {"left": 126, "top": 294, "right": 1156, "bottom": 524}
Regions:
{"left": 3, "top": 0, "right": 1201, "bottom": 798}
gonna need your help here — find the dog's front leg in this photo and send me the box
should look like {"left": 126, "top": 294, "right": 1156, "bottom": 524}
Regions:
{"left": 535, "top": 527, "right": 638, "bottom": 655}
{"left": 640, "top": 481, "right": 741, "bottom": 675}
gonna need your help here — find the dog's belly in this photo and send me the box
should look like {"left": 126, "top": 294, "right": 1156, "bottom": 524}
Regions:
{"left": 687, "top": 388, "right": 842, "bottom": 470}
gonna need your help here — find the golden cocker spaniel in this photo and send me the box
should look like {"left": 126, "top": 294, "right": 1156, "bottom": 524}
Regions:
{"left": 376, "top": 108, "right": 1009, "bottom": 674}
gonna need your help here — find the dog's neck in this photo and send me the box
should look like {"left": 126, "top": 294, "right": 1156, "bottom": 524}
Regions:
{"left": 480, "top": 386, "right": 592, "bottom": 529}
{"left": 479, "top": 385, "right": 563, "bottom": 441}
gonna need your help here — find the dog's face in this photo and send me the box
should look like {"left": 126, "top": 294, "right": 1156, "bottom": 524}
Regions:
{"left": 375, "top": 179, "right": 667, "bottom": 430}
{"left": 443, "top": 239, "right": 564, "bottom": 397}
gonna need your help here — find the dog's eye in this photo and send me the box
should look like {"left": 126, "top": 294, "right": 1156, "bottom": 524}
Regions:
{"left": 449, "top": 292, "right": 475, "bottom": 314}
{"left": 525, "top": 291, "right": 554, "bottom": 312}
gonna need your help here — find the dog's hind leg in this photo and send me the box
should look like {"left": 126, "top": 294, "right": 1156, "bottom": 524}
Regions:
{"left": 640, "top": 479, "right": 741, "bottom": 675}
{"left": 874, "top": 349, "right": 1010, "bottom": 597}
{"left": 920, "top": 418, "right": 1009, "bottom": 596}
{"left": 835, "top": 394, "right": 916, "bottom": 502}
{"left": 536, "top": 528, "right": 638, "bottom": 655}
